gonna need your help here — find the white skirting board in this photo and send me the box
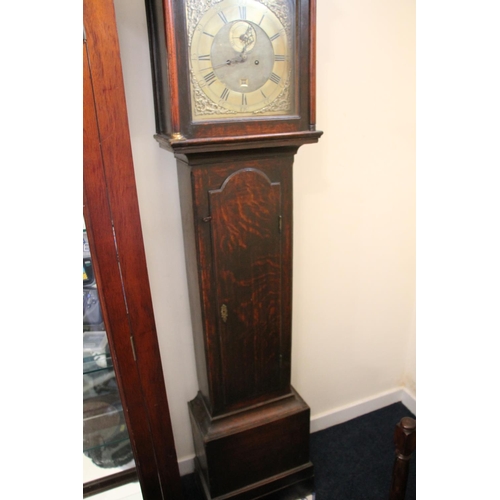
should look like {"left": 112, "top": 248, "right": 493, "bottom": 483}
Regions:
{"left": 177, "top": 387, "right": 416, "bottom": 476}
{"left": 310, "top": 386, "right": 416, "bottom": 433}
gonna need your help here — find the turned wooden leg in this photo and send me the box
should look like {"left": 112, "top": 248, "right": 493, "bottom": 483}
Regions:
{"left": 389, "top": 416, "right": 416, "bottom": 500}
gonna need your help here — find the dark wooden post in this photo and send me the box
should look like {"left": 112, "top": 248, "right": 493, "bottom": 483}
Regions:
{"left": 389, "top": 417, "right": 416, "bottom": 500}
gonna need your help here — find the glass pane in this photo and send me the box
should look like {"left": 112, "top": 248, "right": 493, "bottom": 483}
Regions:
{"left": 83, "top": 228, "right": 135, "bottom": 484}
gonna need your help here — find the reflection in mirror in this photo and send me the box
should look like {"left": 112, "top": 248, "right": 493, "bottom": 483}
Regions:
{"left": 83, "top": 228, "right": 135, "bottom": 485}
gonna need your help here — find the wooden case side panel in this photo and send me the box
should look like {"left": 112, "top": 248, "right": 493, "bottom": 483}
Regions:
{"left": 308, "top": 0, "right": 317, "bottom": 130}
{"left": 177, "top": 162, "right": 211, "bottom": 404}
{"left": 144, "top": 0, "right": 172, "bottom": 136}
{"left": 278, "top": 161, "right": 293, "bottom": 388}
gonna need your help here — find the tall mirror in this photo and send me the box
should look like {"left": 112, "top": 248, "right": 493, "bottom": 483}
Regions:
{"left": 83, "top": 223, "right": 136, "bottom": 490}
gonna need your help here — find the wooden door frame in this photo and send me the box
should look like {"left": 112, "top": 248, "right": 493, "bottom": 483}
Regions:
{"left": 83, "top": 0, "right": 183, "bottom": 498}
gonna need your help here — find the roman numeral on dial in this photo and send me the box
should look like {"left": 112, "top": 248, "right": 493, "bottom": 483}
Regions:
{"left": 239, "top": 6, "right": 246, "bottom": 19}
{"left": 270, "top": 73, "right": 281, "bottom": 85}
{"left": 218, "top": 11, "right": 228, "bottom": 24}
{"left": 204, "top": 72, "right": 217, "bottom": 85}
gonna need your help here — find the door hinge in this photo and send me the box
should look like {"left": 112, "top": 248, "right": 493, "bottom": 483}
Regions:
{"left": 130, "top": 335, "right": 137, "bottom": 361}
{"left": 278, "top": 215, "right": 283, "bottom": 233}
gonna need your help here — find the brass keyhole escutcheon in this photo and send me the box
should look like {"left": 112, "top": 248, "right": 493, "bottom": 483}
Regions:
{"left": 221, "top": 304, "right": 228, "bottom": 323}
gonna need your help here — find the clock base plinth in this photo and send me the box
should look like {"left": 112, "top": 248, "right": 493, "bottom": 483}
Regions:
{"left": 188, "top": 388, "right": 314, "bottom": 500}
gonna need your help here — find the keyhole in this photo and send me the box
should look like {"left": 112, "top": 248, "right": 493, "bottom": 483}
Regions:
{"left": 221, "top": 304, "right": 228, "bottom": 323}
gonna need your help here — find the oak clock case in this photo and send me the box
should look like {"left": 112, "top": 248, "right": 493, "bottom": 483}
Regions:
{"left": 145, "top": 1, "right": 321, "bottom": 499}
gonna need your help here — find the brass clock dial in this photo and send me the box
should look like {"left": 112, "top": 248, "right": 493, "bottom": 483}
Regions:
{"left": 187, "top": 0, "right": 295, "bottom": 121}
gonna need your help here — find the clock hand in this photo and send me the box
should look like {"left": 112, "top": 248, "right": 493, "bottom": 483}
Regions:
{"left": 233, "top": 26, "right": 255, "bottom": 62}
{"left": 209, "top": 25, "right": 255, "bottom": 71}
{"left": 240, "top": 26, "right": 255, "bottom": 47}
{"left": 211, "top": 60, "right": 233, "bottom": 70}
{"left": 211, "top": 54, "right": 248, "bottom": 70}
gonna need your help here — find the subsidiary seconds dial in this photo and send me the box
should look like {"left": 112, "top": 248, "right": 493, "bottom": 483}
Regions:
{"left": 189, "top": 0, "right": 294, "bottom": 119}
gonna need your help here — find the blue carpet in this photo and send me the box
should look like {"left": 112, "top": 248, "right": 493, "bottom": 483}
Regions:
{"left": 181, "top": 402, "right": 416, "bottom": 499}
{"left": 310, "top": 402, "right": 415, "bottom": 499}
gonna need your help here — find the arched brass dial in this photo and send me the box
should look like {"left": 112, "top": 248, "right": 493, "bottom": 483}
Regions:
{"left": 188, "top": 0, "right": 294, "bottom": 120}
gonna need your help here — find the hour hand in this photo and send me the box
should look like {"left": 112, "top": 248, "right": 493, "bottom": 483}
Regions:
{"left": 212, "top": 55, "right": 247, "bottom": 70}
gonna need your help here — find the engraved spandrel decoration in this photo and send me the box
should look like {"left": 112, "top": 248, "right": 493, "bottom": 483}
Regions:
{"left": 186, "top": 0, "right": 225, "bottom": 44}
{"left": 258, "top": 68, "right": 292, "bottom": 114}
{"left": 186, "top": 0, "right": 294, "bottom": 118}
{"left": 186, "top": 0, "right": 292, "bottom": 44}
{"left": 259, "top": 0, "right": 292, "bottom": 37}
{"left": 191, "top": 72, "right": 238, "bottom": 117}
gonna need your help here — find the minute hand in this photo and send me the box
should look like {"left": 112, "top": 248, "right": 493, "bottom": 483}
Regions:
{"left": 211, "top": 54, "right": 248, "bottom": 70}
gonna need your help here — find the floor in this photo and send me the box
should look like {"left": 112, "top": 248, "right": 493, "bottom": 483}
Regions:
{"left": 90, "top": 481, "right": 315, "bottom": 500}
{"left": 89, "top": 482, "right": 315, "bottom": 500}
{"left": 89, "top": 481, "right": 142, "bottom": 500}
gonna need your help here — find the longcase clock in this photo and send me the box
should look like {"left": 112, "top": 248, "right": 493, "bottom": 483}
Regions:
{"left": 145, "top": 1, "right": 322, "bottom": 498}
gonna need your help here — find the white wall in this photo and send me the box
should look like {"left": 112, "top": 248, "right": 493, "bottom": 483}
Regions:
{"left": 113, "top": 0, "right": 415, "bottom": 463}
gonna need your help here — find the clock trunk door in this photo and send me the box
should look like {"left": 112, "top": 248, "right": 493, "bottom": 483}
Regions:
{"left": 209, "top": 168, "right": 284, "bottom": 411}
